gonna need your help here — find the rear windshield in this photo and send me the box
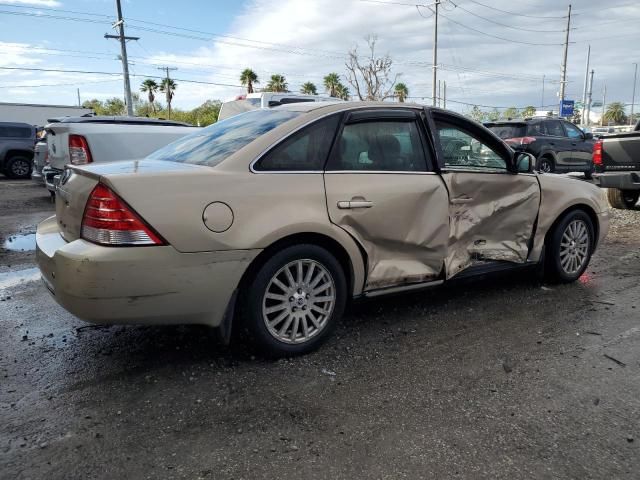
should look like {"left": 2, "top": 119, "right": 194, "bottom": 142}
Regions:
{"left": 148, "top": 109, "right": 301, "bottom": 167}
{"left": 487, "top": 124, "right": 526, "bottom": 139}
{"left": 218, "top": 98, "right": 262, "bottom": 121}
{"left": 0, "top": 126, "right": 32, "bottom": 138}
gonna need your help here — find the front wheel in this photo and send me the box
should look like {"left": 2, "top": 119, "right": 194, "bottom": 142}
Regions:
{"left": 544, "top": 210, "right": 594, "bottom": 283}
{"left": 240, "top": 244, "right": 347, "bottom": 357}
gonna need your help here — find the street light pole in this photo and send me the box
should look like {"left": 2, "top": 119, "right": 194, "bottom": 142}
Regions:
{"left": 431, "top": 0, "right": 440, "bottom": 107}
{"left": 559, "top": 4, "right": 572, "bottom": 111}
{"left": 581, "top": 45, "right": 590, "bottom": 126}
{"left": 630, "top": 63, "right": 637, "bottom": 126}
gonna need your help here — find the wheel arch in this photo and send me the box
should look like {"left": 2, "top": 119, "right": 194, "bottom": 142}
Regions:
{"left": 544, "top": 203, "right": 600, "bottom": 251}
{"left": 6, "top": 149, "right": 34, "bottom": 161}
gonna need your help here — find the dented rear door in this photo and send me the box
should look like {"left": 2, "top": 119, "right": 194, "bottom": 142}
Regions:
{"left": 324, "top": 109, "right": 449, "bottom": 291}
{"left": 431, "top": 113, "right": 541, "bottom": 278}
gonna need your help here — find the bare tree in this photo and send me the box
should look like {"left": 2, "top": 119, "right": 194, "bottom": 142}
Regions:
{"left": 345, "top": 35, "right": 398, "bottom": 101}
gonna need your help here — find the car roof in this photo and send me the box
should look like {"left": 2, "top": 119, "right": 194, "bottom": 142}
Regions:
{"left": 0, "top": 121, "right": 35, "bottom": 128}
{"left": 53, "top": 116, "right": 192, "bottom": 126}
{"left": 272, "top": 101, "right": 426, "bottom": 114}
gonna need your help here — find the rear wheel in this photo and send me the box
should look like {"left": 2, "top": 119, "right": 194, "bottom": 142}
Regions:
{"left": 607, "top": 188, "right": 639, "bottom": 210}
{"left": 240, "top": 244, "right": 347, "bottom": 357}
{"left": 537, "top": 156, "right": 554, "bottom": 173}
{"left": 544, "top": 210, "right": 594, "bottom": 283}
{"left": 6, "top": 156, "right": 32, "bottom": 179}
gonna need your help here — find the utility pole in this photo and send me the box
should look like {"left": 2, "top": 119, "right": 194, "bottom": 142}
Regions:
{"left": 601, "top": 84, "right": 607, "bottom": 126}
{"left": 585, "top": 69, "right": 594, "bottom": 126}
{"left": 580, "top": 45, "right": 590, "bottom": 126}
{"left": 437, "top": 80, "right": 441, "bottom": 107}
{"left": 77, "top": 88, "right": 81, "bottom": 107}
{"left": 443, "top": 80, "right": 446, "bottom": 109}
{"left": 104, "top": 0, "right": 139, "bottom": 116}
{"left": 541, "top": 74, "right": 545, "bottom": 108}
{"left": 559, "top": 4, "right": 572, "bottom": 110}
{"left": 158, "top": 66, "right": 178, "bottom": 119}
{"left": 431, "top": 0, "right": 441, "bottom": 107}
{"left": 630, "top": 63, "right": 637, "bottom": 126}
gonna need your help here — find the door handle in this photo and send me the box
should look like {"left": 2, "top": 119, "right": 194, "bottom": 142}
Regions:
{"left": 451, "top": 196, "right": 473, "bottom": 205}
{"left": 337, "top": 200, "right": 373, "bottom": 209}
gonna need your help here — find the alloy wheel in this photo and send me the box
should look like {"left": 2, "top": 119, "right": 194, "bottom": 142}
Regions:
{"left": 559, "top": 219, "right": 590, "bottom": 275}
{"left": 539, "top": 159, "right": 552, "bottom": 173}
{"left": 11, "top": 159, "right": 30, "bottom": 177}
{"left": 262, "top": 259, "right": 336, "bottom": 344}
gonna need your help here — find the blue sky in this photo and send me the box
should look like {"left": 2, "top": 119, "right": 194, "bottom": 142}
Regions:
{"left": 1, "top": 0, "right": 639, "bottom": 115}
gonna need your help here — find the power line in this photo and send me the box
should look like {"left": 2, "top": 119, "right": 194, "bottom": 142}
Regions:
{"left": 463, "top": 0, "right": 566, "bottom": 19}
{"left": 0, "top": 79, "right": 122, "bottom": 89}
{"left": 407, "top": 96, "right": 558, "bottom": 110}
{"left": 438, "top": 10, "right": 564, "bottom": 46}
{"left": 0, "top": 66, "right": 243, "bottom": 88}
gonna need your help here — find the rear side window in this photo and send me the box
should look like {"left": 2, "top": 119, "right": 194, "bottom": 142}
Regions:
{"left": 328, "top": 120, "right": 427, "bottom": 172}
{"left": 0, "top": 126, "right": 32, "bottom": 138}
{"left": 255, "top": 115, "right": 340, "bottom": 171}
{"left": 545, "top": 120, "right": 565, "bottom": 137}
{"left": 526, "top": 122, "right": 546, "bottom": 136}
{"left": 148, "top": 109, "right": 301, "bottom": 167}
{"left": 487, "top": 124, "right": 526, "bottom": 139}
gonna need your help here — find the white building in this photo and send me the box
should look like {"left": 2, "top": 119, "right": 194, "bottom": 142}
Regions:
{"left": 0, "top": 102, "right": 93, "bottom": 126}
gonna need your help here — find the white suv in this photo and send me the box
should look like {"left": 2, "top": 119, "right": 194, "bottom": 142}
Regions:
{"left": 218, "top": 92, "right": 338, "bottom": 121}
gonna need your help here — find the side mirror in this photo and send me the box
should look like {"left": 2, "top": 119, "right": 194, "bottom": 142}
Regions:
{"left": 514, "top": 152, "right": 535, "bottom": 173}
{"left": 584, "top": 132, "right": 594, "bottom": 140}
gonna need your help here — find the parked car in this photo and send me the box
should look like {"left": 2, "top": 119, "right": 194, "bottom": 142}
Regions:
{"left": 0, "top": 121, "right": 36, "bottom": 179}
{"left": 218, "top": 92, "right": 337, "bottom": 121}
{"left": 36, "top": 102, "right": 610, "bottom": 357}
{"left": 42, "top": 116, "right": 199, "bottom": 193}
{"left": 485, "top": 118, "right": 596, "bottom": 177}
{"left": 591, "top": 126, "right": 616, "bottom": 137}
{"left": 32, "top": 135, "right": 49, "bottom": 185}
{"left": 593, "top": 119, "right": 640, "bottom": 209}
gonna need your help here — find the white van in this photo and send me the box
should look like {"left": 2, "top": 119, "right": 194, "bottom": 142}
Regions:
{"left": 218, "top": 92, "right": 338, "bottom": 121}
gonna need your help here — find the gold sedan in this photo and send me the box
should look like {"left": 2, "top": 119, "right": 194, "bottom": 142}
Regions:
{"left": 36, "top": 102, "right": 610, "bottom": 356}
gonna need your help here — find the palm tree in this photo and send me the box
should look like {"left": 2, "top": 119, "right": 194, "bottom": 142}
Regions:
{"left": 240, "top": 68, "right": 259, "bottom": 94}
{"left": 603, "top": 101, "right": 627, "bottom": 124}
{"left": 324, "top": 73, "right": 341, "bottom": 97}
{"left": 140, "top": 79, "right": 158, "bottom": 113}
{"left": 265, "top": 74, "right": 288, "bottom": 92}
{"left": 300, "top": 82, "right": 318, "bottom": 95}
{"left": 394, "top": 82, "right": 408, "bottom": 102}
{"left": 335, "top": 83, "right": 350, "bottom": 101}
{"left": 521, "top": 105, "right": 536, "bottom": 118}
{"left": 159, "top": 78, "right": 177, "bottom": 118}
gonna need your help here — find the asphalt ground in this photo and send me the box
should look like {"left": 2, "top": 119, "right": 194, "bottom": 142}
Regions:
{"left": 1, "top": 177, "right": 639, "bottom": 479}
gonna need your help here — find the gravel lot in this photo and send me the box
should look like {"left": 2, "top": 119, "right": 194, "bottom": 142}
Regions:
{"left": 1, "top": 177, "right": 639, "bottom": 479}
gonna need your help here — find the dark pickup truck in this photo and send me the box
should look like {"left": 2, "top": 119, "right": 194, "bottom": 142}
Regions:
{"left": 594, "top": 120, "right": 640, "bottom": 209}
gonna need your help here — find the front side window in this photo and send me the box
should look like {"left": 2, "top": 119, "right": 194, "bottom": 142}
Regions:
{"left": 0, "top": 126, "right": 31, "bottom": 138}
{"left": 329, "top": 120, "right": 427, "bottom": 172}
{"left": 563, "top": 122, "right": 584, "bottom": 139}
{"left": 255, "top": 115, "right": 339, "bottom": 171}
{"left": 545, "top": 120, "right": 565, "bottom": 137}
{"left": 436, "top": 122, "right": 507, "bottom": 171}
{"left": 526, "top": 122, "right": 546, "bottom": 136}
{"left": 148, "top": 109, "right": 301, "bottom": 167}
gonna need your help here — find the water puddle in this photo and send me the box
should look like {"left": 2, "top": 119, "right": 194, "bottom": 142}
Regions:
{"left": 0, "top": 267, "right": 40, "bottom": 291}
{"left": 2, "top": 233, "right": 36, "bottom": 252}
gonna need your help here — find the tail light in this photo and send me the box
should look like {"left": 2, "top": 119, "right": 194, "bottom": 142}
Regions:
{"left": 68, "top": 134, "right": 92, "bottom": 165}
{"left": 81, "top": 184, "right": 165, "bottom": 246}
{"left": 504, "top": 136, "right": 537, "bottom": 145}
{"left": 593, "top": 139, "right": 603, "bottom": 166}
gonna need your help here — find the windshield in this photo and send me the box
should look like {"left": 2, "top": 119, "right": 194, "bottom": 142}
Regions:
{"left": 487, "top": 124, "right": 526, "bottom": 139}
{"left": 148, "top": 109, "right": 301, "bottom": 167}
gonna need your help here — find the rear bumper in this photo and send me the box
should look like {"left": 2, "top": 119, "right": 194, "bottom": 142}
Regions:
{"left": 36, "top": 216, "right": 260, "bottom": 327}
{"left": 42, "top": 166, "right": 62, "bottom": 192}
{"left": 596, "top": 171, "right": 640, "bottom": 191}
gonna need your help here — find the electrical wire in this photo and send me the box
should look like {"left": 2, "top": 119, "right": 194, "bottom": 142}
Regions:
{"left": 453, "top": 4, "right": 565, "bottom": 33}
{"left": 0, "top": 79, "right": 122, "bottom": 89}
{"left": 463, "top": 0, "right": 566, "bottom": 19}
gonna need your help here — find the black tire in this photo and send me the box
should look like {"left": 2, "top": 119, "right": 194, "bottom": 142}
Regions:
{"left": 537, "top": 156, "right": 555, "bottom": 174}
{"left": 607, "top": 188, "right": 639, "bottom": 210}
{"left": 6, "top": 156, "right": 32, "bottom": 179}
{"left": 544, "top": 210, "right": 594, "bottom": 283}
{"left": 240, "top": 244, "right": 347, "bottom": 357}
